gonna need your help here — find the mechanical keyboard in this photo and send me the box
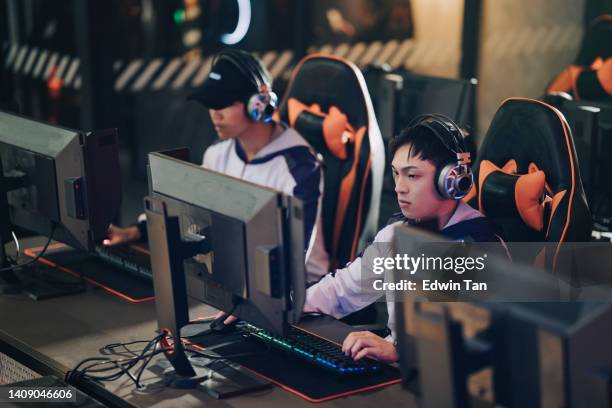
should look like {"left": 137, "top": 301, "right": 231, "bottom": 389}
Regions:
{"left": 242, "top": 324, "right": 383, "bottom": 376}
{"left": 93, "top": 244, "right": 152, "bottom": 281}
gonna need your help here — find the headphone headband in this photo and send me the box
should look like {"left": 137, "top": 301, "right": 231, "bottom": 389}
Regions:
{"left": 407, "top": 114, "right": 467, "bottom": 156}
{"left": 214, "top": 49, "right": 270, "bottom": 93}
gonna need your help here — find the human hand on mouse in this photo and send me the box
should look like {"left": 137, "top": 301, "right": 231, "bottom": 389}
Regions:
{"left": 213, "top": 311, "right": 238, "bottom": 325}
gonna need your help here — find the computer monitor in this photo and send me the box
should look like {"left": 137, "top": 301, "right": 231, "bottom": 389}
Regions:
{"left": 392, "top": 224, "right": 612, "bottom": 407}
{"left": 393, "top": 72, "right": 477, "bottom": 137}
{"left": 0, "top": 110, "right": 121, "bottom": 293}
{"left": 556, "top": 101, "right": 600, "bottom": 200}
{"left": 144, "top": 152, "right": 305, "bottom": 393}
{"left": 553, "top": 99, "right": 612, "bottom": 225}
{"left": 146, "top": 151, "right": 305, "bottom": 336}
{"left": 365, "top": 69, "right": 476, "bottom": 144}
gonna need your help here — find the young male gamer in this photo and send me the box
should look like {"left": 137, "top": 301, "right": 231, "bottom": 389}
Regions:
{"left": 304, "top": 115, "right": 506, "bottom": 363}
{"left": 104, "top": 49, "right": 329, "bottom": 282}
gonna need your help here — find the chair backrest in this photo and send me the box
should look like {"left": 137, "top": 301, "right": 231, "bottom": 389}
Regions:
{"left": 545, "top": 15, "right": 612, "bottom": 98}
{"left": 465, "top": 98, "right": 591, "bottom": 272}
{"left": 278, "top": 54, "right": 385, "bottom": 269}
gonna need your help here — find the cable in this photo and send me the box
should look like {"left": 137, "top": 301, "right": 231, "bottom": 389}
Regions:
{"left": 68, "top": 318, "right": 271, "bottom": 391}
{"left": 0, "top": 223, "right": 57, "bottom": 273}
{"left": 67, "top": 333, "right": 167, "bottom": 389}
{"left": 5, "top": 231, "right": 20, "bottom": 264}
{"left": 11, "top": 231, "right": 20, "bottom": 259}
{"left": 101, "top": 340, "right": 157, "bottom": 358}
{"left": 70, "top": 349, "right": 164, "bottom": 388}
{"left": 135, "top": 343, "right": 159, "bottom": 387}
{"left": 93, "top": 335, "right": 164, "bottom": 377}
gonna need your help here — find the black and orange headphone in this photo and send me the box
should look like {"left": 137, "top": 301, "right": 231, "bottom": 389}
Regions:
{"left": 407, "top": 114, "right": 473, "bottom": 200}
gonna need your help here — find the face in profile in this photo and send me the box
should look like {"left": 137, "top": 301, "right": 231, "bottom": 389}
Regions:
{"left": 391, "top": 143, "right": 449, "bottom": 221}
{"left": 209, "top": 102, "right": 251, "bottom": 140}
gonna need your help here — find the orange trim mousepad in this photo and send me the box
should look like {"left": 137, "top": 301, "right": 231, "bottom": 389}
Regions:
{"left": 187, "top": 321, "right": 402, "bottom": 403}
{"left": 24, "top": 244, "right": 154, "bottom": 303}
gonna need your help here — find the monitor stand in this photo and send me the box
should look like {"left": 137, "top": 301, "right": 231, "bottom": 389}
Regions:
{"left": 192, "top": 355, "right": 271, "bottom": 399}
{"left": 153, "top": 330, "right": 271, "bottom": 398}
{"left": 152, "top": 356, "right": 271, "bottom": 399}
{"left": 184, "top": 320, "right": 271, "bottom": 398}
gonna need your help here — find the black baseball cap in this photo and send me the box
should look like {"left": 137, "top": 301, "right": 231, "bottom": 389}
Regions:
{"left": 189, "top": 56, "right": 258, "bottom": 110}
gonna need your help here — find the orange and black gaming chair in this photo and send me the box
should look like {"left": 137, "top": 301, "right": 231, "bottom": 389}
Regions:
{"left": 278, "top": 54, "right": 386, "bottom": 271}
{"left": 465, "top": 98, "right": 591, "bottom": 273}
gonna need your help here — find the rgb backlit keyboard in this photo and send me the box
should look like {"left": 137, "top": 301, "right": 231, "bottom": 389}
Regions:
{"left": 242, "top": 324, "right": 383, "bottom": 376}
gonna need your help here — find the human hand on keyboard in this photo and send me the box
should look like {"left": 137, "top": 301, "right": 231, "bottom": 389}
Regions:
{"left": 103, "top": 224, "right": 141, "bottom": 246}
{"left": 342, "top": 331, "right": 398, "bottom": 363}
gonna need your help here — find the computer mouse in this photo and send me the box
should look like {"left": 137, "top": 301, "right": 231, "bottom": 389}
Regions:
{"left": 209, "top": 314, "right": 238, "bottom": 334}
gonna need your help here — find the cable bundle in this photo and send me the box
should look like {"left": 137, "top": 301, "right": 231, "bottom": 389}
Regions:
{"left": 66, "top": 333, "right": 167, "bottom": 390}
{"left": 66, "top": 323, "right": 271, "bottom": 390}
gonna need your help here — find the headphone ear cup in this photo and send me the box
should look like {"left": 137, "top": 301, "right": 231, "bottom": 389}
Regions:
{"left": 436, "top": 163, "right": 454, "bottom": 199}
{"left": 437, "top": 163, "right": 474, "bottom": 200}
{"left": 247, "top": 91, "right": 278, "bottom": 123}
{"left": 458, "top": 169, "right": 474, "bottom": 193}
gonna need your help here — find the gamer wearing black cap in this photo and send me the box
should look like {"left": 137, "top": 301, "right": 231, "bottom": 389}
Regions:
{"left": 189, "top": 55, "right": 255, "bottom": 109}
{"left": 105, "top": 48, "right": 330, "bottom": 284}
{"left": 189, "top": 49, "right": 278, "bottom": 123}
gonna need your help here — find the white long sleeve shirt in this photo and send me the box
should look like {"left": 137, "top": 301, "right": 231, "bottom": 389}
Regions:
{"left": 304, "top": 201, "right": 497, "bottom": 341}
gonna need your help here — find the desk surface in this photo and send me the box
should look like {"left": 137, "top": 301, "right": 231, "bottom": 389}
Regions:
{"left": 0, "top": 241, "right": 416, "bottom": 407}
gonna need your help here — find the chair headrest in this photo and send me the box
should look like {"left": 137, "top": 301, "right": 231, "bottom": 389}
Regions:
{"left": 279, "top": 55, "right": 369, "bottom": 130}
{"left": 476, "top": 98, "right": 582, "bottom": 196}
{"left": 477, "top": 159, "right": 546, "bottom": 231}
{"left": 288, "top": 98, "right": 356, "bottom": 160}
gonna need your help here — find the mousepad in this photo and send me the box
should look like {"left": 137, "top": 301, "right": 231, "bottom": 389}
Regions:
{"left": 25, "top": 244, "right": 154, "bottom": 303}
{"left": 185, "top": 317, "right": 402, "bottom": 403}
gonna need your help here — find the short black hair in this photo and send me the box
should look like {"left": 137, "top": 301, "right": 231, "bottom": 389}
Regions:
{"left": 388, "top": 125, "right": 455, "bottom": 168}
